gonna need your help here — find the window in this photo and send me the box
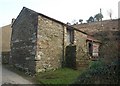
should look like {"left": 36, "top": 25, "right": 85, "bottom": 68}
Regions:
{"left": 88, "top": 42, "right": 93, "bottom": 56}
{"left": 67, "top": 28, "right": 74, "bottom": 45}
{"left": 92, "top": 43, "right": 99, "bottom": 57}
{"left": 87, "top": 40, "right": 99, "bottom": 57}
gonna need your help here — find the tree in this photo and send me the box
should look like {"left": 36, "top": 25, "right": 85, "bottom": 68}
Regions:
{"left": 79, "top": 19, "right": 83, "bottom": 24}
{"left": 107, "top": 9, "right": 113, "bottom": 20}
{"left": 87, "top": 16, "right": 94, "bottom": 23}
{"left": 72, "top": 19, "right": 77, "bottom": 25}
{"left": 67, "top": 22, "right": 71, "bottom": 25}
{"left": 94, "top": 13, "right": 103, "bottom": 21}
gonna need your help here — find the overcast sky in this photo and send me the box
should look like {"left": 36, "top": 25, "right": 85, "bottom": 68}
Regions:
{"left": 0, "top": 0, "right": 119, "bottom": 27}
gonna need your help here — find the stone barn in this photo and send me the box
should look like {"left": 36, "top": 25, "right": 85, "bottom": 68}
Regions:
{"left": 73, "top": 19, "right": 120, "bottom": 63}
{"left": 10, "top": 7, "right": 100, "bottom": 74}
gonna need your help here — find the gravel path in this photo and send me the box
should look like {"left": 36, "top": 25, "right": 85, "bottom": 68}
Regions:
{"left": 2, "top": 66, "right": 34, "bottom": 84}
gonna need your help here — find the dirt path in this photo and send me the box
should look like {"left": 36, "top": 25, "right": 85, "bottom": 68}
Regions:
{"left": 2, "top": 66, "right": 34, "bottom": 84}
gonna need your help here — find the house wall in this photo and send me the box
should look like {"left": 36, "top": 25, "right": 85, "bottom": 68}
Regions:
{"left": 1, "top": 24, "right": 12, "bottom": 64}
{"left": 74, "top": 30, "right": 90, "bottom": 69}
{"left": 36, "top": 15, "right": 65, "bottom": 72}
{"left": 10, "top": 8, "right": 38, "bottom": 73}
{"left": 2, "top": 24, "right": 12, "bottom": 52}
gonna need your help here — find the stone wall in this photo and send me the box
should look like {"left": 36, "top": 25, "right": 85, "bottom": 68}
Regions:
{"left": 10, "top": 8, "right": 38, "bottom": 73}
{"left": 36, "top": 15, "right": 65, "bottom": 72}
{"left": 74, "top": 30, "right": 90, "bottom": 69}
{"left": 2, "top": 52, "right": 10, "bottom": 64}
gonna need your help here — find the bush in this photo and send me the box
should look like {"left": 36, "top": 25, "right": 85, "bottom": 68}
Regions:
{"left": 89, "top": 59, "right": 105, "bottom": 69}
{"left": 73, "top": 59, "right": 119, "bottom": 84}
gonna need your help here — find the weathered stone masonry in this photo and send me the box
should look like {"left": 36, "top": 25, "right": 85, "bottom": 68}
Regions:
{"left": 36, "top": 15, "right": 65, "bottom": 72}
{"left": 74, "top": 30, "right": 89, "bottom": 68}
{"left": 10, "top": 7, "right": 100, "bottom": 73}
{"left": 10, "top": 7, "right": 68, "bottom": 73}
{"left": 10, "top": 8, "right": 38, "bottom": 73}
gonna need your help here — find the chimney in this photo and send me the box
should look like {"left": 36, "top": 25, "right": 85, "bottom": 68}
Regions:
{"left": 100, "top": 8, "right": 102, "bottom": 14}
{"left": 11, "top": 18, "right": 15, "bottom": 24}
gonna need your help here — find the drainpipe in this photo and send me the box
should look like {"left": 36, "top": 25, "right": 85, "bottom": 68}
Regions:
{"left": 62, "top": 25, "right": 65, "bottom": 67}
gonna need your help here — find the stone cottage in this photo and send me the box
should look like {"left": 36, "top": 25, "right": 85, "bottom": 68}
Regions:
{"left": 10, "top": 7, "right": 100, "bottom": 74}
{"left": 73, "top": 19, "right": 120, "bottom": 63}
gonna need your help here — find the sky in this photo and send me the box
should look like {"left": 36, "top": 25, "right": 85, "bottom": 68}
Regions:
{"left": 0, "top": 0, "right": 120, "bottom": 27}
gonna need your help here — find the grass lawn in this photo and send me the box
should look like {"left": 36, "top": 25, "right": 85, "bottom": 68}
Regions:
{"left": 3, "top": 64, "right": 85, "bottom": 85}
{"left": 35, "top": 68, "right": 82, "bottom": 85}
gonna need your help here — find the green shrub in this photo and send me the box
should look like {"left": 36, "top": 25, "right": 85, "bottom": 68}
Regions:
{"left": 89, "top": 59, "right": 105, "bottom": 69}
{"left": 73, "top": 59, "right": 119, "bottom": 84}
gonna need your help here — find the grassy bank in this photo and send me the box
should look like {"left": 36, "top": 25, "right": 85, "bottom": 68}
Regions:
{"left": 35, "top": 68, "right": 82, "bottom": 85}
{"left": 4, "top": 59, "right": 118, "bottom": 85}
